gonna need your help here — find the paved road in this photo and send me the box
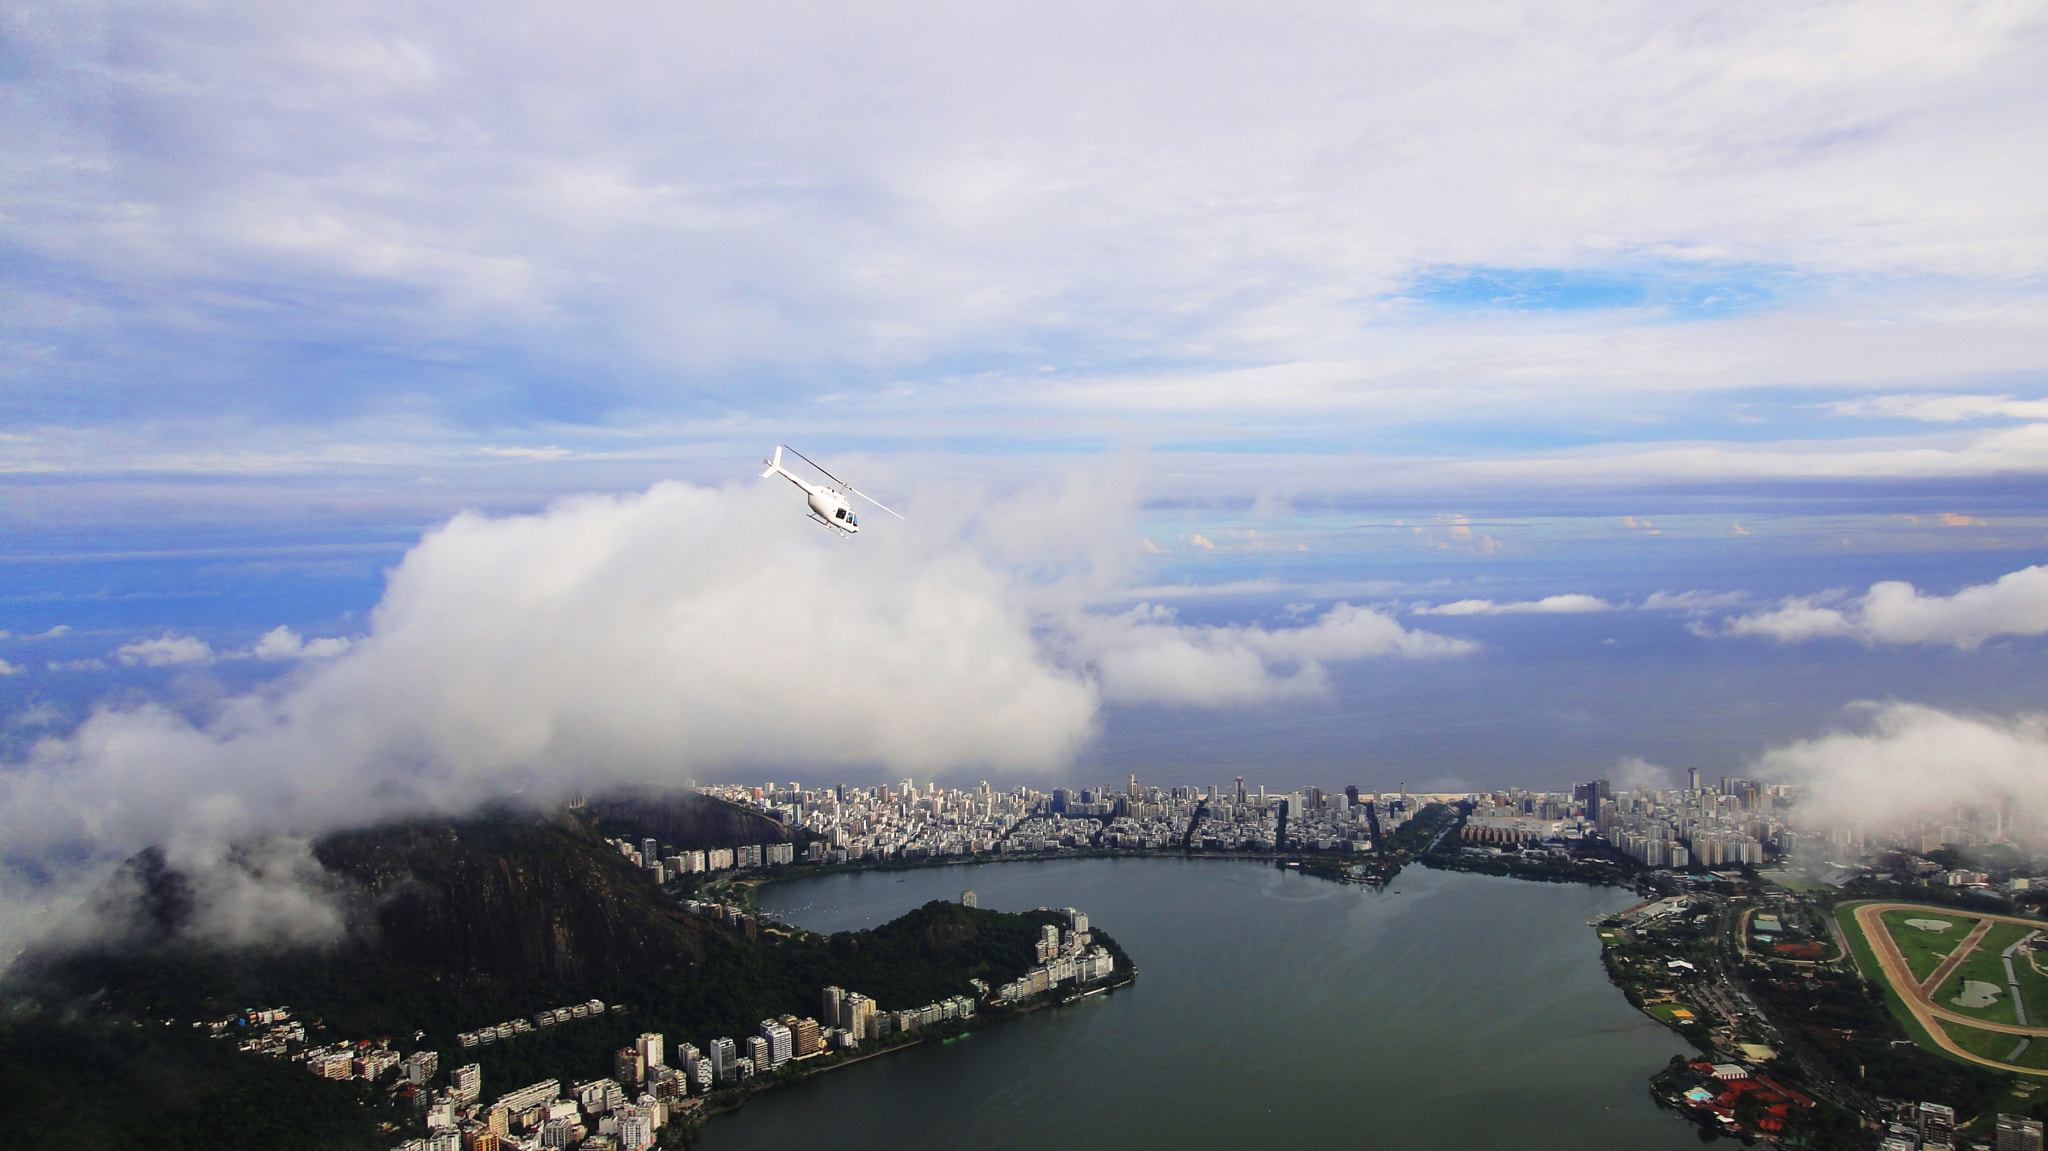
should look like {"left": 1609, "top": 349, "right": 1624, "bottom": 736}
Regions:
{"left": 1708, "top": 897, "right": 1866, "bottom": 1113}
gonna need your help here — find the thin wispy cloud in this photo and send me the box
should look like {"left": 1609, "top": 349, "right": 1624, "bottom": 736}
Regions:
{"left": 1830, "top": 394, "right": 2048, "bottom": 422}
{"left": 1412, "top": 595, "right": 1613, "bottom": 616}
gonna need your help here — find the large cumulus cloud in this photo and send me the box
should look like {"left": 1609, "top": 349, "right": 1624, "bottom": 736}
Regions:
{"left": 0, "top": 474, "right": 1470, "bottom": 955}
{"left": 1759, "top": 702, "right": 2048, "bottom": 838}
{"left": 1715, "top": 563, "right": 2048, "bottom": 648}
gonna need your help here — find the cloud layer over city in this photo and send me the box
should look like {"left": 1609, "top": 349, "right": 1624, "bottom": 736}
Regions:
{"left": 0, "top": 476, "right": 1473, "bottom": 955}
{"left": 4, "top": 0, "right": 2048, "bottom": 953}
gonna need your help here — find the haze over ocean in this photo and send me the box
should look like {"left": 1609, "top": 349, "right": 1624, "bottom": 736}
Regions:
{"left": 5, "top": 0, "right": 2048, "bottom": 947}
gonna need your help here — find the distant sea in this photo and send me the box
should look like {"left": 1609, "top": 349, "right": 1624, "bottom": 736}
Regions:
{"left": 699, "top": 859, "right": 1701, "bottom": 1150}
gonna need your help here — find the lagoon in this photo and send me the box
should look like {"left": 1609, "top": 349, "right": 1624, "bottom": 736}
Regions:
{"left": 696, "top": 858, "right": 1699, "bottom": 1150}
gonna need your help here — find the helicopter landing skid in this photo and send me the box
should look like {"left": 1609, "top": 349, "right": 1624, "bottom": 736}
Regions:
{"left": 807, "top": 511, "right": 854, "bottom": 536}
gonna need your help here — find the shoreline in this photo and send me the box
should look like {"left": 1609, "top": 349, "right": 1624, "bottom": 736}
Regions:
{"left": 676, "top": 974, "right": 1137, "bottom": 1145}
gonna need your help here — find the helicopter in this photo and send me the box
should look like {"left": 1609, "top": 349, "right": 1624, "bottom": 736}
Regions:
{"left": 760, "top": 445, "right": 903, "bottom": 535}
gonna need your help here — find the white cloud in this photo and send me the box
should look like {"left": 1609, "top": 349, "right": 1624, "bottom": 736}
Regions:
{"left": 1830, "top": 393, "right": 2048, "bottom": 422}
{"left": 1638, "top": 589, "right": 1751, "bottom": 614}
{"left": 1758, "top": 702, "right": 2048, "bottom": 834}
{"left": 249, "top": 626, "right": 354, "bottom": 661}
{"left": 1608, "top": 756, "right": 1676, "bottom": 793}
{"left": 47, "top": 658, "right": 106, "bottom": 672}
{"left": 1716, "top": 563, "right": 2048, "bottom": 648}
{"left": 0, "top": 474, "right": 1482, "bottom": 954}
{"left": 9, "top": 0, "right": 2048, "bottom": 449}
{"left": 114, "top": 633, "right": 215, "bottom": 667}
{"left": 0, "top": 660, "right": 18, "bottom": 675}
{"left": 1069, "top": 602, "right": 1473, "bottom": 707}
{"left": 1413, "top": 594, "right": 1612, "bottom": 616}
{"left": 1449, "top": 422, "right": 2048, "bottom": 486}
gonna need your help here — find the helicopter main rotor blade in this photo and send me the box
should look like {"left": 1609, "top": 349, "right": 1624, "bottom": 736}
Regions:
{"left": 781, "top": 446, "right": 846, "bottom": 488}
{"left": 848, "top": 485, "right": 905, "bottom": 520}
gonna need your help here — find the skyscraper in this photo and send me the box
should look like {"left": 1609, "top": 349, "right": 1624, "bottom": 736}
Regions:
{"left": 635, "top": 1032, "right": 664, "bottom": 1070}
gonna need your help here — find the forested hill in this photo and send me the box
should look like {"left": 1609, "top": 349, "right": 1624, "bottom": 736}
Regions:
{"left": 2, "top": 804, "right": 1133, "bottom": 1148}
{"left": 583, "top": 787, "right": 796, "bottom": 851}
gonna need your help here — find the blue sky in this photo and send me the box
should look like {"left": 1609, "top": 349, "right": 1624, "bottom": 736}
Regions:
{"left": 4, "top": 0, "right": 2048, "bottom": 942}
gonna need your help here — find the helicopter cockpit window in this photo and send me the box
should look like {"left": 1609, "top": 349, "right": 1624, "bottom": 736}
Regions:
{"left": 835, "top": 508, "right": 846, "bottom": 519}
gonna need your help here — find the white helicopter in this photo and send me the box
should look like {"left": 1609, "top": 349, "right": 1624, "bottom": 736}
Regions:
{"left": 760, "top": 445, "right": 903, "bottom": 535}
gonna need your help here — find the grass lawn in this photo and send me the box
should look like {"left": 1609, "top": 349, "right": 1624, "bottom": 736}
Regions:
{"left": 1881, "top": 908, "right": 1981, "bottom": 984}
{"left": 1937, "top": 1020, "right": 2048, "bottom": 1075}
{"left": 1992, "top": 1077, "right": 2048, "bottom": 1123}
{"left": 1935, "top": 923, "right": 2031, "bottom": 1025}
{"left": 2015, "top": 936, "right": 2048, "bottom": 1025}
{"left": 1646, "top": 1003, "right": 1700, "bottom": 1025}
{"left": 1840, "top": 903, "right": 1950, "bottom": 1055}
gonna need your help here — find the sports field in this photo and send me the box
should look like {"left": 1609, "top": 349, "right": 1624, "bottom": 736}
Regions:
{"left": 1841, "top": 902, "right": 2048, "bottom": 1077}
{"left": 1878, "top": 908, "right": 1979, "bottom": 984}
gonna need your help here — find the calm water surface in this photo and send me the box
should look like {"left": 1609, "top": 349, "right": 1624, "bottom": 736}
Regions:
{"left": 698, "top": 859, "right": 1698, "bottom": 1150}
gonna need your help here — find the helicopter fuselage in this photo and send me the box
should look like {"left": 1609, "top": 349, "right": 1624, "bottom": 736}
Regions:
{"left": 804, "top": 484, "right": 858, "bottom": 533}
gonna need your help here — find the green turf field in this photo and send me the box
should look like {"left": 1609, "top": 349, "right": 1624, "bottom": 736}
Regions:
{"left": 2015, "top": 935, "right": 2048, "bottom": 1024}
{"left": 1646, "top": 1003, "right": 1700, "bottom": 1025}
{"left": 1935, "top": 923, "right": 2031, "bottom": 1025}
{"left": 1938, "top": 1019, "right": 2048, "bottom": 1074}
{"left": 1881, "top": 908, "right": 1981, "bottom": 984}
{"left": 1840, "top": 904, "right": 1945, "bottom": 1051}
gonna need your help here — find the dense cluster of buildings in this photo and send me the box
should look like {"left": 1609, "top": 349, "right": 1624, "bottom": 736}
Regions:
{"left": 688, "top": 777, "right": 1474, "bottom": 866}
{"left": 993, "top": 909, "right": 1117, "bottom": 1002}
{"left": 384, "top": 1066, "right": 672, "bottom": 1151}
{"left": 457, "top": 1000, "right": 614, "bottom": 1050}
{"left": 1871, "top": 1101, "right": 2043, "bottom": 1151}
{"left": 206, "top": 891, "right": 1111, "bottom": 1151}
{"left": 604, "top": 834, "right": 793, "bottom": 886}
{"left": 1457, "top": 778, "right": 1778, "bottom": 869}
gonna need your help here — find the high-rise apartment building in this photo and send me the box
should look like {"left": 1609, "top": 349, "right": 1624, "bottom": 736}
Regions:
{"left": 760, "top": 1020, "right": 793, "bottom": 1067}
{"left": 450, "top": 1063, "right": 481, "bottom": 1103}
{"left": 841, "top": 993, "right": 875, "bottom": 1040}
{"left": 614, "top": 1046, "right": 644, "bottom": 1088}
{"left": 1998, "top": 1114, "right": 2044, "bottom": 1151}
{"left": 788, "top": 1016, "right": 822, "bottom": 1057}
